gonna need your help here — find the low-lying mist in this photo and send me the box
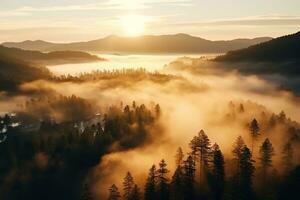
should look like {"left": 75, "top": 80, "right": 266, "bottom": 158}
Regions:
{"left": 1, "top": 58, "right": 300, "bottom": 199}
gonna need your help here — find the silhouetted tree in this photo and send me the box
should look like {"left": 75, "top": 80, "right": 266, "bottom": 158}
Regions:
{"left": 144, "top": 165, "right": 157, "bottom": 200}
{"left": 259, "top": 138, "right": 274, "bottom": 183}
{"left": 249, "top": 118, "right": 260, "bottom": 153}
{"left": 282, "top": 141, "right": 294, "bottom": 173}
{"left": 130, "top": 184, "right": 141, "bottom": 200}
{"left": 239, "top": 146, "right": 255, "bottom": 200}
{"left": 232, "top": 136, "right": 245, "bottom": 175}
{"left": 80, "top": 183, "right": 93, "bottom": 200}
{"left": 170, "top": 166, "right": 184, "bottom": 200}
{"left": 123, "top": 172, "right": 135, "bottom": 200}
{"left": 157, "top": 159, "right": 170, "bottom": 200}
{"left": 155, "top": 104, "right": 161, "bottom": 118}
{"left": 239, "top": 104, "right": 245, "bottom": 113}
{"left": 108, "top": 184, "right": 121, "bottom": 200}
{"left": 189, "top": 130, "right": 211, "bottom": 185}
{"left": 210, "top": 143, "right": 225, "bottom": 200}
{"left": 175, "top": 147, "right": 184, "bottom": 167}
{"left": 183, "top": 155, "right": 196, "bottom": 200}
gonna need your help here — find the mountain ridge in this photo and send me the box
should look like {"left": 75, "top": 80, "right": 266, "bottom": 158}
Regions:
{"left": 2, "top": 34, "right": 272, "bottom": 53}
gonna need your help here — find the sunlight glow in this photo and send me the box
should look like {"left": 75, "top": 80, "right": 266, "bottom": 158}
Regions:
{"left": 120, "top": 14, "right": 147, "bottom": 36}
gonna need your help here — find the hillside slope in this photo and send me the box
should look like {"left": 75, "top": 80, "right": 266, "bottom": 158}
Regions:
{"left": 0, "top": 46, "right": 104, "bottom": 65}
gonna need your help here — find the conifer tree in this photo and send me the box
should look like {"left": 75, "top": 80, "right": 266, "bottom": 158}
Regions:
{"left": 130, "top": 184, "right": 141, "bottom": 200}
{"left": 282, "top": 141, "right": 294, "bottom": 173}
{"left": 80, "top": 183, "right": 93, "bottom": 200}
{"left": 108, "top": 184, "right": 121, "bottom": 200}
{"left": 259, "top": 138, "right": 274, "bottom": 183}
{"left": 189, "top": 130, "right": 211, "bottom": 184}
{"left": 144, "top": 165, "right": 157, "bottom": 200}
{"left": 249, "top": 118, "right": 260, "bottom": 153}
{"left": 183, "top": 155, "right": 196, "bottom": 200}
{"left": 239, "top": 146, "right": 255, "bottom": 200}
{"left": 123, "top": 172, "right": 135, "bottom": 200}
{"left": 157, "top": 159, "right": 170, "bottom": 200}
{"left": 211, "top": 143, "right": 225, "bottom": 200}
{"left": 175, "top": 147, "right": 184, "bottom": 167}
{"left": 170, "top": 166, "right": 184, "bottom": 200}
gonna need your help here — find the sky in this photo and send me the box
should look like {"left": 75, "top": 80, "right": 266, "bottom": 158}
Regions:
{"left": 0, "top": 0, "right": 300, "bottom": 42}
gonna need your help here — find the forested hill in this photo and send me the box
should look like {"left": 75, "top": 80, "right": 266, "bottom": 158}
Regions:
{"left": 215, "top": 31, "right": 300, "bottom": 63}
{"left": 0, "top": 45, "right": 104, "bottom": 66}
{"left": 0, "top": 56, "right": 51, "bottom": 93}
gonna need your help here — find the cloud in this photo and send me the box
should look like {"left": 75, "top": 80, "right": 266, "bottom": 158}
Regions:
{"left": 171, "top": 15, "right": 300, "bottom": 27}
{"left": 0, "top": 0, "right": 192, "bottom": 16}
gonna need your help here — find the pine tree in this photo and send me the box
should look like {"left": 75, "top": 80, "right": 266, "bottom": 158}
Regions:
{"left": 175, "top": 147, "right": 184, "bottom": 167}
{"left": 157, "top": 159, "right": 170, "bottom": 200}
{"left": 130, "top": 184, "right": 141, "bottom": 200}
{"left": 189, "top": 130, "right": 211, "bottom": 185}
{"left": 123, "top": 172, "right": 135, "bottom": 200}
{"left": 259, "top": 138, "right": 274, "bottom": 183}
{"left": 232, "top": 136, "right": 245, "bottom": 176}
{"left": 210, "top": 143, "right": 225, "bottom": 200}
{"left": 239, "top": 146, "right": 255, "bottom": 200}
{"left": 249, "top": 118, "right": 260, "bottom": 153}
{"left": 183, "top": 155, "right": 196, "bottom": 200}
{"left": 80, "top": 183, "right": 93, "bottom": 200}
{"left": 170, "top": 166, "right": 184, "bottom": 200}
{"left": 144, "top": 165, "right": 157, "bottom": 200}
{"left": 282, "top": 141, "right": 294, "bottom": 173}
{"left": 108, "top": 184, "right": 121, "bottom": 200}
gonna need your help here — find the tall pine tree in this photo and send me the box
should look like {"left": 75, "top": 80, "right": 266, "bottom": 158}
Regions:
{"left": 144, "top": 165, "right": 157, "bottom": 200}
{"left": 157, "top": 159, "right": 170, "bottom": 200}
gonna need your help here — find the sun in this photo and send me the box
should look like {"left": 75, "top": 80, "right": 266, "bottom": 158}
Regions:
{"left": 121, "top": 14, "right": 146, "bottom": 37}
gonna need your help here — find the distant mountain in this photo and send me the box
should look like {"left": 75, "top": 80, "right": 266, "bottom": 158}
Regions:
{"left": 215, "top": 31, "right": 300, "bottom": 63}
{"left": 2, "top": 34, "right": 272, "bottom": 54}
{"left": 0, "top": 45, "right": 105, "bottom": 66}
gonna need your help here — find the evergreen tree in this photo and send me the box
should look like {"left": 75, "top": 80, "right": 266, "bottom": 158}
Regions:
{"left": 108, "top": 184, "right": 121, "bottom": 200}
{"left": 183, "top": 155, "right": 196, "bottom": 200}
{"left": 123, "top": 172, "right": 135, "bottom": 200}
{"left": 249, "top": 118, "right": 260, "bottom": 153}
{"left": 80, "top": 183, "right": 93, "bottom": 200}
{"left": 189, "top": 130, "right": 211, "bottom": 185}
{"left": 210, "top": 143, "right": 225, "bottom": 200}
{"left": 175, "top": 147, "right": 184, "bottom": 167}
{"left": 259, "top": 138, "right": 274, "bottom": 183}
{"left": 170, "top": 166, "right": 184, "bottom": 200}
{"left": 282, "top": 141, "right": 294, "bottom": 173}
{"left": 130, "top": 184, "right": 141, "bottom": 200}
{"left": 157, "top": 159, "right": 170, "bottom": 200}
{"left": 239, "top": 104, "right": 245, "bottom": 113}
{"left": 155, "top": 104, "right": 161, "bottom": 118}
{"left": 144, "top": 165, "right": 157, "bottom": 200}
{"left": 232, "top": 136, "right": 245, "bottom": 165}
{"left": 239, "top": 146, "right": 255, "bottom": 200}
